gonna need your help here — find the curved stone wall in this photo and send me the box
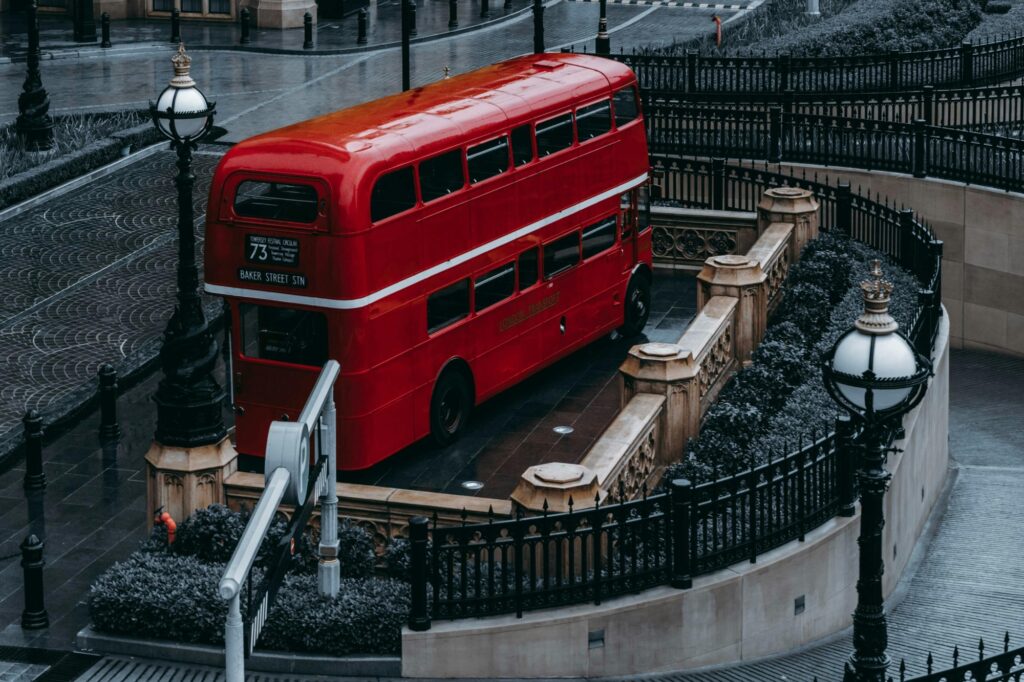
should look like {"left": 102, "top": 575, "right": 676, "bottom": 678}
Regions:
{"left": 775, "top": 162, "right": 1024, "bottom": 358}
{"left": 401, "top": 312, "right": 950, "bottom": 679}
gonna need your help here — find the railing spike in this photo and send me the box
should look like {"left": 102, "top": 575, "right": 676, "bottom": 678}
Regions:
{"left": 618, "top": 478, "right": 626, "bottom": 501}
{"left": 460, "top": 507, "right": 468, "bottom": 525}
{"left": 568, "top": 495, "right": 575, "bottom": 512}
{"left": 641, "top": 482, "right": 648, "bottom": 499}
{"left": 979, "top": 637, "right": 985, "bottom": 661}
{"left": 488, "top": 505, "right": 494, "bottom": 521}
{"left": 594, "top": 491, "right": 602, "bottom": 509}
{"left": 899, "top": 659, "right": 906, "bottom": 682}
{"left": 1005, "top": 631, "right": 1010, "bottom": 653}
{"left": 542, "top": 498, "right": 549, "bottom": 515}
{"left": 953, "top": 644, "right": 960, "bottom": 668}
{"left": 927, "top": 651, "right": 933, "bottom": 674}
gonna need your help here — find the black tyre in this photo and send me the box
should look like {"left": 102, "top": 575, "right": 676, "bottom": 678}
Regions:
{"left": 429, "top": 367, "right": 473, "bottom": 446}
{"left": 620, "top": 274, "right": 651, "bottom": 338}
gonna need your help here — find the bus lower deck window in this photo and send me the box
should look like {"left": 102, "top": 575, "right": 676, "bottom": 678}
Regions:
{"left": 474, "top": 263, "right": 515, "bottom": 311}
{"left": 518, "top": 248, "right": 538, "bottom": 290}
{"left": 234, "top": 181, "right": 319, "bottom": 223}
{"left": 582, "top": 217, "right": 617, "bottom": 258}
{"left": 543, "top": 232, "right": 580, "bottom": 279}
{"left": 428, "top": 279, "right": 470, "bottom": 333}
{"left": 240, "top": 304, "right": 328, "bottom": 366}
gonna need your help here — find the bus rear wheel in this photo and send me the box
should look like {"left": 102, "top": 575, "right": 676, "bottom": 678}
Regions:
{"left": 430, "top": 368, "right": 472, "bottom": 446}
{"left": 620, "top": 274, "right": 651, "bottom": 338}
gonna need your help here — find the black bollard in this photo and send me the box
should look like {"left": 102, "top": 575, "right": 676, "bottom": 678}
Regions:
{"left": 303, "top": 11, "right": 313, "bottom": 49}
{"left": 98, "top": 363, "right": 121, "bottom": 441}
{"left": 532, "top": 0, "right": 543, "bottom": 53}
{"left": 240, "top": 7, "right": 251, "bottom": 44}
{"left": 480, "top": 0, "right": 489, "bottom": 19}
{"left": 21, "top": 535, "right": 49, "bottom": 630}
{"left": 170, "top": 8, "right": 181, "bottom": 43}
{"left": 447, "top": 0, "right": 457, "bottom": 28}
{"left": 407, "top": 517, "right": 431, "bottom": 631}
{"left": 101, "top": 12, "right": 111, "bottom": 47}
{"left": 357, "top": 8, "right": 368, "bottom": 43}
{"left": 23, "top": 411, "right": 45, "bottom": 491}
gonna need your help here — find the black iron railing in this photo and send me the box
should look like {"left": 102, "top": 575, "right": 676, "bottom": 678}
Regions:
{"left": 407, "top": 160, "right": 943, "bottom": 627}
{"left": 644, "top": 103, "right": 1024, "bottom": 193}
{"left": 644, "top": 83, "right": 1024, "bottom": 134}
{"left": 898, "top": 633, "right": 1024, "bottom": 681}
{"left": 612, "top": 34, "right": 1024, "bottom": 94}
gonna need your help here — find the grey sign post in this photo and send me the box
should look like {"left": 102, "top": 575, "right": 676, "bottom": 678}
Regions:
{"left": 219, "top": 360, "right": 340, "bottom": 682}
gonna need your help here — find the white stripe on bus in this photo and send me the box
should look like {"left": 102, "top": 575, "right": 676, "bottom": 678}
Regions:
{"left": 205, "top": 172, "right": 649, "bottom": 311}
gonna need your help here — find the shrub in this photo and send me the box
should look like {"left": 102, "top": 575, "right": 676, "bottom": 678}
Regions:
{"left": 89, "top": 552, "right": 410, "bottom": 655}
{"left": 666, "top": 230, "right": 921, "bottom": 483}
{"left": 984, "top": 1, "right": 1012, "bottom": 13}
{"left": 258, "top": 575, "right": 410, "bottom": 656}
{"left": 148, "top": 504, "right": 377, "bottom": 578}
{"left": 88, "top": 553, "right": 232, "bottom": 644}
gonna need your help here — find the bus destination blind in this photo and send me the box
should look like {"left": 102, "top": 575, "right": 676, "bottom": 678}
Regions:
{"left": 246, "top": 233, "right": 300, "bottom": 267}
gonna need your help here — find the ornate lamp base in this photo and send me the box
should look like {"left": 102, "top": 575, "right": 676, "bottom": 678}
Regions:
{"left": 145, "top": 435, "right": 238, "bottom": 527}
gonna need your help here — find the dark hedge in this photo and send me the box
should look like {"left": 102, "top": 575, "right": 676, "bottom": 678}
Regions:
{"left": 665, "top": 231, "right": 919, "bottom": 483}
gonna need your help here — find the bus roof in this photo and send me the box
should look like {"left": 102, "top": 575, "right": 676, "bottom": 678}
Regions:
{"left": 226, "top": 53, "right": 636, "bottom": 164}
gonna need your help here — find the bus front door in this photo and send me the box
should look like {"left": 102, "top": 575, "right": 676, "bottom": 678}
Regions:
{"left": 232, "top": 302, "right": 326, "bottom": 457}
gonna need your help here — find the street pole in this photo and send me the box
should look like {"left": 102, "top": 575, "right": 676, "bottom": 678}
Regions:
{"left": 317, "top": 392, "right": 339, "bottom": 597}
{"left": 152, "top": 138, "right": 227, "bottom": 448}
{"left": 401, "top": 0, "right": 411, "bottom": 91}
{"left": 16, "top": 0, "right": 54, "bottom": 151}
{"left": 533, "top": 0, "right": 544, "bottom": 53}
{"left": 843, "top": 434, "right": 891, "bottom": 682}
{"left": 595, "top": 0, "right": 609, "bottom": 55}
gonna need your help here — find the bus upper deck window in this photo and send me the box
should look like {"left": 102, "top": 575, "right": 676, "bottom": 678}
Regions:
{"left": 468, "top": 136, "right": 510, "bottom": 183}
{"left": 576, "top": 100, "right": 611, "bottom": 141}
{"left": 511, "top": 125, "right": 534, "bottom": 167}
{"left": 420, "top": 149, "right": 466, "bottom": 203}
{"left": 240, "top": 304, "right": 327, "bottom": 367}
{"left": 613, "top": 86, "right": 639, "bottom": 127}
{"left": 235, "top": 181, "right": 318, "bottom": 223}
{"left": 371, "top": 166, "right": 417, "bottom": 222}
{"left": 536, "top": 113, "right": 574, "bottom": 157}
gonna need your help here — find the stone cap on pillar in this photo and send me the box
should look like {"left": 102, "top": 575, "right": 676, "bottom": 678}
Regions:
{"left": 620, "top": 341, "right": 698, "bottom": 383}
{"left": 757, "top": 186, "right": 819, "bottom": 220}
{"left": 697, "top": 254, "right": 767, "bottom": 289}
{"left": 511, "top": 462, "right": 603, "bottom": 513}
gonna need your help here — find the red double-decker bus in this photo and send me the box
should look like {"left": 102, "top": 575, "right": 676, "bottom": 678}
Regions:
{"left": 204, "top": 53, "right": 652, "bottom": 470}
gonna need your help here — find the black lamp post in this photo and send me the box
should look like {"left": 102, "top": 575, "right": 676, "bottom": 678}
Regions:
{"left": 822, "top": 260, "right": 931, "bottom": 682}
{"left": 149, "top": 43, "right": 226, "bottom": 449}
{"left": 16, "top": 0, "right": 54, "bottom": 151}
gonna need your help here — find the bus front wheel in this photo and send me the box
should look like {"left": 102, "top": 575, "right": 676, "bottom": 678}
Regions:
{"left": 620, "top": 274, "right": 651, "bottom": 338}
{"left": 430, "top": 368, "right": 473, "bottom": 446}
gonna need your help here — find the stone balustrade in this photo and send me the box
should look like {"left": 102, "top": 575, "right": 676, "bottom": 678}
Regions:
{"left": 650, "top": 206, "right": 758, "bottom": 270}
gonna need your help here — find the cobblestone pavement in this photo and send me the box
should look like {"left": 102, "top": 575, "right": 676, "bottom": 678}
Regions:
{"left": 0, "top": 150, "right": 223, "bottom": 462}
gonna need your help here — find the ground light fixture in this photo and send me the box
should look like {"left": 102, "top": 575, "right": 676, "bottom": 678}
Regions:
{"left": 822, "top": 259, "right": 931, "bottom": 682}
{"left": 148, "top": 44, "right": 226, "bottom": 448}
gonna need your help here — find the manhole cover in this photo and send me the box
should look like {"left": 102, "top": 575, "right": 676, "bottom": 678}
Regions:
{"left": 534, "top": 463, "right": 585, "bottom": 484}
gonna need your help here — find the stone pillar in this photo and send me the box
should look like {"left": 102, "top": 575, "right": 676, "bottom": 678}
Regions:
{"left": 511, "top": 463, "right": 603, "bottom": 513}
{"left": 697, "top": 254, "right": 767, "bottom": 365}
{"left": 619, "top": 342, "right": 700, "bottom": 466}
{"left": 252, "top": 0, "right": 316, "bottom": 29}
{"left": 757, "top": 187, "right": 820, "bottom": 263}
{"left": 145, "top": 438, "right": 238, "bottom": 527}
